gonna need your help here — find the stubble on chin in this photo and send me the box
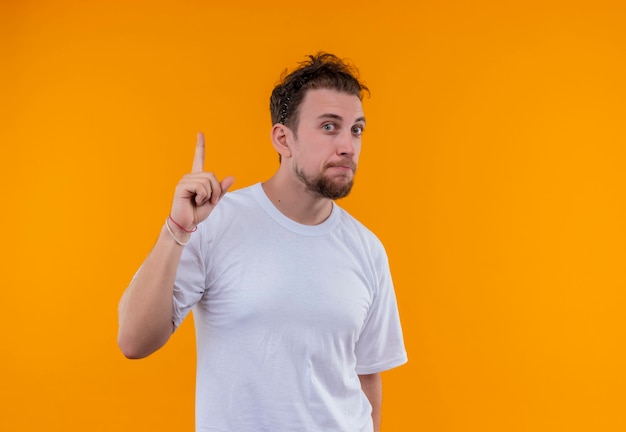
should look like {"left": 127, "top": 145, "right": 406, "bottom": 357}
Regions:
{"left": 295, "top": 164, "right": 356, "bottom": 200}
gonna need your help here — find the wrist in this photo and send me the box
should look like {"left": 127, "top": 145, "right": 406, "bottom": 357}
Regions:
{"left": 168, "top": 215, "right": 197, "bottom": 233}
{"left": 164, "top": 218, "right": 193, "bottom": 246}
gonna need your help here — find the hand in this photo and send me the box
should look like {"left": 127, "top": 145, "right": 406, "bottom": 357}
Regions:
{"left": 169, "top": 133, "right": 235, "bottom": 231}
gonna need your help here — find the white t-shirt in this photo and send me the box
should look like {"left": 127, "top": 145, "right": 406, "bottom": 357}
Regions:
{"left": 173, "top": 183, "right": 407, "bottom": 432}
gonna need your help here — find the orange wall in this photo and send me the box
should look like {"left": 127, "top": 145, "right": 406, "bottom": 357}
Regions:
{"left": 1, "top": 1, "right": 625, "bottom": 431}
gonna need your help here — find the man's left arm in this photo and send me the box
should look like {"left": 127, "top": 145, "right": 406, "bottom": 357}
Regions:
{"left": 359, "top": 373, "right": 382, "bottom": 431}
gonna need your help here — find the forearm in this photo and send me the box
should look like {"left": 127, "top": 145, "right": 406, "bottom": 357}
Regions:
{"left": 359, "top": 373, "right": 382, "bottom": 432}
{"left": 117, "top": 223, "right": 189, "bottom": 359}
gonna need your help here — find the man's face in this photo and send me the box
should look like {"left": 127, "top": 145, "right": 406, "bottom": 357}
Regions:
{"left": 289, "top": 88, "right": 365, "bottom": 200}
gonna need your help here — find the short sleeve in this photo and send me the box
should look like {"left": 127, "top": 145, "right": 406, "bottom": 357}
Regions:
{"left": 354, "top": 248, "right": 408, "bottom": 374}
{"left": 172, "top": 225, "right": 208, "bottom": 330}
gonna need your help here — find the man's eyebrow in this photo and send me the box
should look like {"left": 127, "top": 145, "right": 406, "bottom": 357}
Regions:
{"left": 317, "top": 113, "right": 367, "bottom": 123}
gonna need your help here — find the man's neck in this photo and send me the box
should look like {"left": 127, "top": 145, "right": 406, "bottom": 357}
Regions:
{"left": 262, "top": 174, "right": 333, "bottom": 226}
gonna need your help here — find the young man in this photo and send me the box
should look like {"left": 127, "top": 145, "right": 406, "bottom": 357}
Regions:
{"left": 118, "top": 53, "right": 407, "bottom": 432}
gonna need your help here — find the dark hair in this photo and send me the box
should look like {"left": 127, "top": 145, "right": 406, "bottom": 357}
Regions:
{"left": 269, "top": 52, "right": 369, "bottom": 132}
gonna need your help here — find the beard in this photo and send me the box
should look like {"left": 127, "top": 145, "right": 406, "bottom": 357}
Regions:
{"left": 294, "top": 161, "right": 356, "bottom": 200}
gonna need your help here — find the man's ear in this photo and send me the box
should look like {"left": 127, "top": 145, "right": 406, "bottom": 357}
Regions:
{"left": 271, "top": 123, "right": 292, "bottom": 160}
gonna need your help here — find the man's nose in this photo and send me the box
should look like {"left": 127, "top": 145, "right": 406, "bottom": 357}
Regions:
{"left": 337, "top": 131, "right": 356, "bottom": 156}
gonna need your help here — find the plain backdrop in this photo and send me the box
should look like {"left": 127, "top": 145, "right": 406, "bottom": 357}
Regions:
{"left": 1, "top": 1, "right": 625, "bottom": 431}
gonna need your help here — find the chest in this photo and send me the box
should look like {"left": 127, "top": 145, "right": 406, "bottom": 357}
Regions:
{"left": 198, "top": 229, "right": 375, "bottom": 337}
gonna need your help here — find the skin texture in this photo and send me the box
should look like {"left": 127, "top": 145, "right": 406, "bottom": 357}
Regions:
{"left": 118, "top": 88, "right": 381, "bottom": 429}
{"left": 359, "top": 373, "right": 383, "bottom": 432}
{"left": 264, "top": 88, "right": 365, "bottom": 225}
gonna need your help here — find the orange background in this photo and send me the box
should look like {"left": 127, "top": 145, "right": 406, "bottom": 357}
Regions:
{"left": 1, "top": 1, "right": 625, "bottom": 431}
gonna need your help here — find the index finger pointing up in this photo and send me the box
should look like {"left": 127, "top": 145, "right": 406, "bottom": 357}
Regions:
{"left": 192, "top": 132, "right": 205, "bottom": 173}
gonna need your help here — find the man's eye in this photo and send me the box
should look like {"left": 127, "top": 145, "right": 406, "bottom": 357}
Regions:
{"left": 322, "top": 123, "right": 336, "bottom": 132}
{"left": 352, "top": 125, "right": 364, "bottom": 135}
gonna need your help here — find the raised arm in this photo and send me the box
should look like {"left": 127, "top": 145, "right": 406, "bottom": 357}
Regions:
{"left": 117, "top": 133, "right": 234, "bottom": 359}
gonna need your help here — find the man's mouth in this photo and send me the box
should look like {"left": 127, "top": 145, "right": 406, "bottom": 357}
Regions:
{"left": 326, "top": 161, "right": 356, "bottom": 173}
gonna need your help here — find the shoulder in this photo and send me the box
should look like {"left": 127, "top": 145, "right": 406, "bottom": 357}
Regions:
{"left": 205, "top": 183, "right": 260, "bottom": 220}
{"left": 194, "top": 184, "right": 260, "bottom": 236}
{"left": 216, "top": 184, "right": 256, "bottom": 208}
{"left": 336, "top": 205, "right": 382, "bottom": 241}
{"left": 334, "top": 205, "right": 388, "bottom": 258}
